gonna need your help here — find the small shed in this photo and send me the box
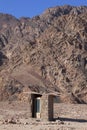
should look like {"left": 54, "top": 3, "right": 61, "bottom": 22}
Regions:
{"left": 11, "top": 65, "right": 59, "bottom": 121}
{"left": 28, "top": 92, "right": 57, "bottom": 121}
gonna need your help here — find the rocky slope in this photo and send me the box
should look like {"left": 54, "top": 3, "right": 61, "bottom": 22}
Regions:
{"left": 0, "top": 5, "right": 87, "bottom": 103}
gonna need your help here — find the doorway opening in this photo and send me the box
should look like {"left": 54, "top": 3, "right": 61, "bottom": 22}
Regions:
{"left": 32, "top": 94, "right": 42, "bottom": 118}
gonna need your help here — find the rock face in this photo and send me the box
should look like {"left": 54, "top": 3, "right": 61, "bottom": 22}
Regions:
{"left": 0, "top": 5, "right": 87, "bottom": 103}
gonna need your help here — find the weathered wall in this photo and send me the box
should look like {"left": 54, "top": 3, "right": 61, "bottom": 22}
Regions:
{"left": 41, "top": 94, "right": 54, "bottom": 121}
{"left": 28, "top": 93, "right": 54, "bottom": 121}
{"left": 28, "top": 94, "right": 32, "bottom": 118}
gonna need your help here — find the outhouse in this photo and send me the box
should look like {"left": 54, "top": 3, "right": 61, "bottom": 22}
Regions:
{"left": 11, "top": 64, "right": 59, "bottom": 121}
{"left": 28, "top": 92, "right": 57, "bottom": 121}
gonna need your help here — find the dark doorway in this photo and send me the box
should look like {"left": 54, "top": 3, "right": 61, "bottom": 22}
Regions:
{"left": 32, "top": 94, "right": 42, "bottom": 118}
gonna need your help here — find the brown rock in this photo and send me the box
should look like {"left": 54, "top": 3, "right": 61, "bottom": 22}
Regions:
{"left": 0, "top": 5, "right": 87, "bottom": 103}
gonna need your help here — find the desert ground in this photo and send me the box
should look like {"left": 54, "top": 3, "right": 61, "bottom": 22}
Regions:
{"left": 0, "top": 102, "right": 87, "bottom": 130}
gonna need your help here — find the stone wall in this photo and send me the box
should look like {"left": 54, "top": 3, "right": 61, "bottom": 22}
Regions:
{"left": 41, "top": 94, "right": 49, "bottom": 120}
{"left": 48, "top": 95, "right": 53, "bottom": 120}
{"left": 41, "top": 94, "right": 54, "bottom": 121}
{"left": 28, "top": 93, "right": 54, "bottom": 121}
{"left": 28, "top": 94, "right": 32, "bottom": 118}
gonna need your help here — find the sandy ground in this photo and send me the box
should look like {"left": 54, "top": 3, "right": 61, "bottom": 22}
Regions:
{"left": 0, "top": 102, "right": 87, "bottom": 130}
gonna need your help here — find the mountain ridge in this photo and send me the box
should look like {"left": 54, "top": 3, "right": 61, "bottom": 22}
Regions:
{"left": 0, "top": 5, "right": 87, "bottom": 103}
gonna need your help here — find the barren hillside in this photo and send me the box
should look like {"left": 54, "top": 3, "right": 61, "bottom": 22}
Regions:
{"left": 0, "top": 5, "right": 87, "bottom": 103}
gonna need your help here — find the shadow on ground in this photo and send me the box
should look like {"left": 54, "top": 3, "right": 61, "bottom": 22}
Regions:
{"left": 54, "top": 117, "right": 87, "bottom": 123}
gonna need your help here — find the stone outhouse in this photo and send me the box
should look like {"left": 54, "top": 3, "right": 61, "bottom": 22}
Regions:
{"left": 28, "top": 92, "right": 56, "bottom": 121}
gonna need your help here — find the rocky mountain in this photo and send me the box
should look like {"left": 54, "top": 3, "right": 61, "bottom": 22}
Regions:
{"left": 0, "top": 5, "right": 87, "bottom": 103}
